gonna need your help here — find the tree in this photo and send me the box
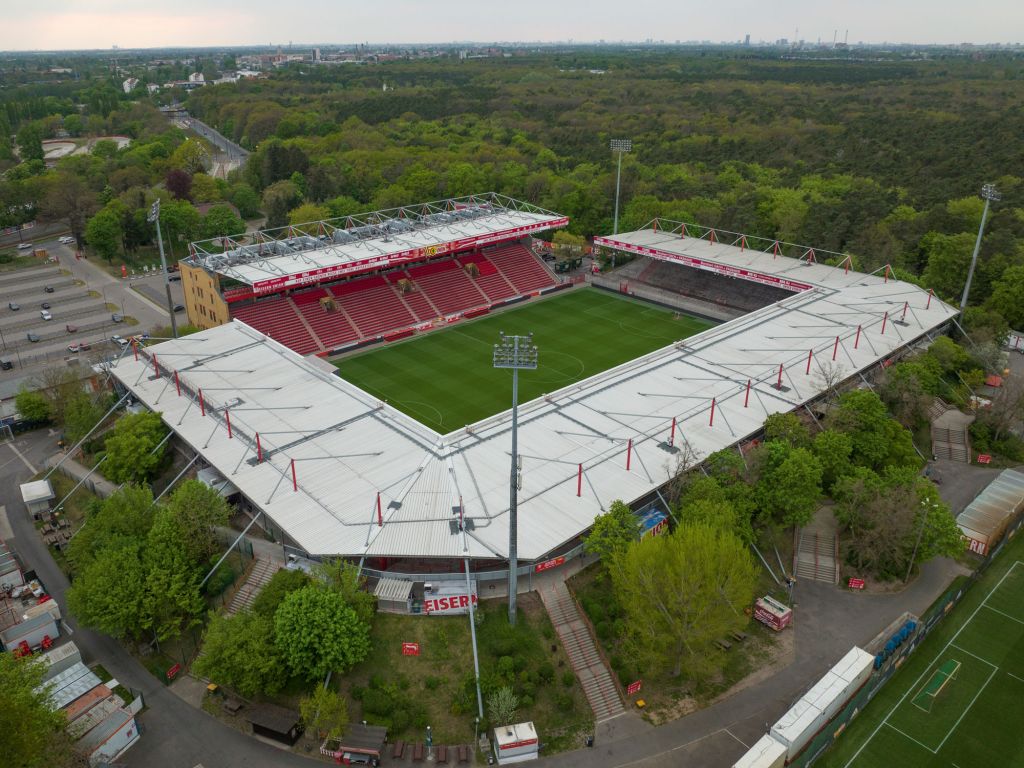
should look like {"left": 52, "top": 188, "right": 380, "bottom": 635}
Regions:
{"left": 584, "top": 500, "right": 637, "bottom": 566}
{"left": 612, "top": 523, "right": 757, "bottom": 679}
{"left": 169, "top": 138, "right": 211, "bottom": 174}
{"left": 300, "top": 684, "right": 349, "bottom": 739}
{"left": 66, "top": 539, "right": 147, "bottom": 640}
{"left": 193, "top": 611, "right": 289, "bottom": 698}
{"left": 84, "top": 206, "right": 123, "bottom": 262}
{"left": 827, "top": 389, "right": 894, "bottom": 469}
{"left": 314, "top": 559, "right": 377, "bottom": 625}
{"left": 162, "top": 479, "right": 231, "bottom": 564}
{"left": 190, "top": 173, "right": 220, "bottom": 203}
{"left": 487, "top": 686, "right": 520, "bottom": 726}
{"left": 15, "top": 388, "right": 51, "bottom": 422}
{"left": 165, "top": 169, "right": 193, "bottom": 201}
{"left": 102, "top": 411, "right": 168, "bottom": 484}
{"left": 142, "top": 508, "right": 206, "bottom": 641}
{"left": 63, "top": 391, "right": 106, "bottom": 444}
{"left": 201, "top": 204, "right": 245, "bottom": 239}
{"left": 15, "top": 122, "right": 44, "bottom": 162}
{"left": 262, "top": 180, "right": 302, "bottom": 228}
{"left": 65, "top": 484, "right": 156, "bottom": 573}
{"left": 763, "top": 412, "right": 810, "bottom": 448}
{"left": 288, "top": 202, "right": 331, "bottom": 230}
{"left": 229, "top": 183, "right": 261, "bottom": 218}
{"left": 920, "top": 231, "right": 975, "bottom": 301}
{"left": 755, "top": 442, "right": 823, "bottom": 527}
{"left": 252, "top": 568, "right": 310, "bottom": 618}
{"left": 274, "top": 585, "right": 372, "bottom": 681}
{"left": 41, "top": 172, "right": 99, "bottom": 248}
{"left": 0, "top": 653, "right": 74, "bottom": 768}
{"left": 985, "top": 265, "right": 1024, "bottom": 330}
{"left": 812, "top": 429, "right": 854, "bottom": 493}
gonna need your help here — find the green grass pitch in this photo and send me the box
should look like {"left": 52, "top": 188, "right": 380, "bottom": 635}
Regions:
{"left": 817, "top": 530, "right": 1024, "bottom": 768}
{"left": 332, "top": 287, "right": 716, "bottom": 433}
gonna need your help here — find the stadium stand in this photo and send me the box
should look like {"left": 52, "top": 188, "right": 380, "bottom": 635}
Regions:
{"left": 330, "top": 275, "right": 417, "bottom": 338}
{"left": 230, "top": 296, "right": 319, "bottom": 354}
{"left": 487, "top": 243, "right": 558, "bottom": 294}
{"left": 292, "top": 288, "right": 360, "bottom": 349}
{"left": 457, "top": 253, "right": 518, "bottom": 302}
{"left": 405, "top": 259, "right": 489, "bottom": 316}
{"left": 631, "top": 256, "right": 793, "bottom": 312}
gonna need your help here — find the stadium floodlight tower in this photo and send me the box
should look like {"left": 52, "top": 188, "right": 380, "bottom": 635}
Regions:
{"left": 960, "top": 183, "right": 1000, "bottom": 314}
{"left": 610, "top": 138, "right": 632, "bottom": 235}
{"left": 493, "top": 332, "right": 538, "bottom": 625}
{"left": 147, "top": 199, "right": 178, "bottom": 338}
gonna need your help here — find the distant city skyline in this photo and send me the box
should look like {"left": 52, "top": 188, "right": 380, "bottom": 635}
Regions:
{"left": 1, "top": 1, "right": 1021, "bottom": 52}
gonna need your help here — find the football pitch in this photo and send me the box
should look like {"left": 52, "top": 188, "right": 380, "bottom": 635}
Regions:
{"left": 333, "top": 287, "right": 716, "bottom": 433}
{"left": 818, "top": 533, "right": 1024, "bottom": 768}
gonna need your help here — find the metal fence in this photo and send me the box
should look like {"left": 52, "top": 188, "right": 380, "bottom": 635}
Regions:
{"left": 795, "top": 509, "right": 1024, "bottom": 766}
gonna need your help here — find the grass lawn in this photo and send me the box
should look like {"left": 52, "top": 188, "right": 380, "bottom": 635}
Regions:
{"left": 818, "top": 529, "right": 1024, "bottom": 767}
{"left": 341, "top": 593, "right": 592, "bottom": 753}
{"left": 334, "top": 287, "right": 716, "bottom": 433}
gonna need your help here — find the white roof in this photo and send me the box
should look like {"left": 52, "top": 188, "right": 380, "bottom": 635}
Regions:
{"left": 494, "top": 721, "right": 537, "bottom": 747}
{"left": 111, "top": 230, "right": 957, "bottom": 562}
{"left": 732, "top": 734, "right": 787, "bottom": 768}
{"left": 20, "top": 479, "right": 55, "bottom": 505}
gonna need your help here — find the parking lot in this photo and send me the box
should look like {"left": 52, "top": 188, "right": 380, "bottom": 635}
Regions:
{"left": 0, "top": 261, "right": 128, "bottom": 370}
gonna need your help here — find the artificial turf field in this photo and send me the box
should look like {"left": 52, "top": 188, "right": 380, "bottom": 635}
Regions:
{"left": 817, "top": 530, "right": 1024, "bottom": 768}
{"left": 333, "top": 287, "right": 715, "bottom": 433}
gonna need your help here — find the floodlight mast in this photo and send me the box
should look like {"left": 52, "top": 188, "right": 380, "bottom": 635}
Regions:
{"left": 147, "top": 200, "right": 178, "bottom": 338}
{"left": 493, "top": 332, "right": 538, "bottom": 625}
{"left": 610, "top": 139, "right": 632, "bottom": 235}
{"left": 960, "top": 183, "right": 1000, "bottom": 314}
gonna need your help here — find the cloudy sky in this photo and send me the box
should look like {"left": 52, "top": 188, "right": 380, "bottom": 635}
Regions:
{"left": 2, "top": 1, "right": 1020, "bottom": 51}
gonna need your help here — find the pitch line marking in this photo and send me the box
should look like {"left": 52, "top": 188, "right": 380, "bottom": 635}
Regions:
{"left": 724, "top": 729, "right": 749, "bottom": 749}
{"left": 1008, "top": 672, "right": 1024, "bottom": 684}
{"left": 934, "top": 666, "right": 998, "bottom": 753}
{"left": 982, "top": 604, "right": 1024, "bottom": 626}
{"left": 841, "top": 561, "right": 1023, "bottom": 768}
{"left": 884, "top": 722, "right": 938, "bottom": 754}
{"left": 948, "top": 644, "right": 998, "bottom": 669}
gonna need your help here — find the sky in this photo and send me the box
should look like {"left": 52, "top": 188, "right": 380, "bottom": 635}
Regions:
{"left": 1, "top": 0, "right": 1021, "bottom": 51}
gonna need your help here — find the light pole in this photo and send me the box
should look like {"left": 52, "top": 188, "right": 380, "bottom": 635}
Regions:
{"left": 609, "top": 139, "right": 632, "bottom": 235}
{"left": 960, "top": 184, "right": 1000, "bottom": 314}
{"left": 147, "top": 199, "right": 178, "bottom": 338}
{"left": 493, "top": 332, "right": 538, "bottom": 625}
{"left": 905, "top": 500, "right": 940, "bottom": 583}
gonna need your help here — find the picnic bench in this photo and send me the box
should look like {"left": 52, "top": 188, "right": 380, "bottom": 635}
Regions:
{"left": 436, "top": 745, "right": 448, "bottom": 764}
{"left": 714, "top": 638, "right": 732, "bottom": 651}
{"left": 392, "top": 740, "right": 405, "bottom": 759}
{"left": 222, "top": 697, "right": 244, "bottom": 715}
{"left": 412, "top": 742, "right": 425, "bottom": 762}
{"left": 729, "top": 630, "right": 748, "bottom": 643}
{"left": 457, "top": 745, "right": 470, "bottom": 763}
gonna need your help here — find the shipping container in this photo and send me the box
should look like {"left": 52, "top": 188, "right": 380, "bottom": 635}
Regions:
{"left": 771, "top": 698, "right": 829, "bottom": 761}
{"left": 732, "top": 734, "right": 788, "bottom": 768}
{"left": 40, "top": 640, "right": 81, "bottom": 681}
{"left": 0, "top": 611, "right": 58, "bottom": 651}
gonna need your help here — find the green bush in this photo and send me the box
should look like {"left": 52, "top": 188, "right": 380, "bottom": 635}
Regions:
{"left": 424, "top": 676, "right": 441, "bottom": 690}
{"left": 361, "top": 688, "right": 392, "bottom": 716}
{"left": 537, "top": 662, "right": 555, "bottom": 684}
{"left": 561, "top": 670, "right": 576, "bottom": 687}
{"left": 556, "top": 693, "right": 574, "bottom": 711}
{"left": 520, "top": 694, "right": 534, "bottom": 709}
{"left": 542, "top": 625, "right": 554, "bottom": 640}
{"left": 204, "top": 560, "right": 236, "bottom": 596}
{"left": 497, "top": 656, "right": 515, "bottom": 679}
{"left": 390, "top": 708, "right": 410, "bottom": 733}
{"left": 250, "top": 568, "right": 309, "bottom": 617}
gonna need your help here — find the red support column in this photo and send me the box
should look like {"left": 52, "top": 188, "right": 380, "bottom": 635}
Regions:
{"left": 669, "top": 417, "right": 676, "bottom": 447}
{"left": 807, "top": 249, "right": 816, "bottom": 263}
{"left": 133, "top": 342, "right": 138, "bottom": 361}
{"left": 744, "top": 379, "right": 751, "bottom": 408}
{"left": 844, "top": 258, "right": 850, "bottom": 275}
{"left": 709, "top": 229, "right": 716, "bottom": 244}
{"left": 174, "top": 370, "right": 180, "bottom": 396}
{"left": 376, "top": 492, "right": 383, "bottom": 527}
{"left": 652, "top": 219, "right": 658, "bottom": 232}
{"left": 776, "top": 363, "right": 784, "bottom": 389}
{"left": 681, "top": 223, "right": 687, "bottom": 239}
{"left": 153, "top": 354, "right": 159, "bottom": 377}
{"left": 709, "top": 398, "right": 716, "bottom": 427}
{"left": 832, "top": 335, "right": 840, "bottom": 361}
{"left": 901, "top": 301, "right": 909, "bottom": 322}
{"left": 926, "top": 289, "right": 933, "bottom": 310}
{"left": 626, "top": 439, "right": 633, "bottom": 471}
{"left": 199, "top": 388, "right": 205, "bottom": 417}
{"left": 256, "top": 433, "right": 263, "bottom": 463}
{"left": 225, "top": 409, "right": 232, "bottom": 439}
{"left": 577, "top": 463, "right": 582, "bottom": 497}
{"left": 773, "top": 241, "right": 780, "bottom": 257}
{"left": 881, "top": 311, "right": 888, "bottom": 336}
{"left": 806, "top": 348, "right": 813, "bottom": 375}
{"left": 854, "top": 325, "right": 862, "bottom": 349}
{"left": 291, "top": 459, "right": 297, "bottom": 492}
{"left": 884, "top": 265, "right": 890, "bottom": 283}
{"left": 740, "top": 235, "right": 747, "bottom": 251}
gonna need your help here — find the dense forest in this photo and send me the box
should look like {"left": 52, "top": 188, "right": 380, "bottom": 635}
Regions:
{"left": 2, "top": 49, "right": 1023, "bottom": 330}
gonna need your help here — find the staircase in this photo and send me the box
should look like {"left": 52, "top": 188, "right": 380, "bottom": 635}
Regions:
{"left": 225, "top": 557, "right": 281, "bottom": 615}
{"left": 794, "top": 528, "right": 839, "bottom": 584}
{"left": 540, "top": 583, "right": 624, "bottom": 722}
{"left": 930, "top": 398, "right": 973, "bottom": 464}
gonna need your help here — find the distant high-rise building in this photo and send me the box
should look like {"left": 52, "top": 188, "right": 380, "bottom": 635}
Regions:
{"left": 744, "top": 34, "right": 750, "bottom": 46}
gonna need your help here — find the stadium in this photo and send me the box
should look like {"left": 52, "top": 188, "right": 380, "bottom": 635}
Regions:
{"left": 110, "top": 192, "right": 959, "bottom": 581}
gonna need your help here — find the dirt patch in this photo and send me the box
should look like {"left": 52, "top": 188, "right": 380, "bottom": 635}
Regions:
{"left": 709, "top": 628, "right": 795, "bottom": 706}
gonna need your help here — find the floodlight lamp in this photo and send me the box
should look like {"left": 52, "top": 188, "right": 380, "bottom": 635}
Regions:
{"left": 981, "top": 183, "right": 1000, "bottom": 202}
{"left": 610, "top": 138, "right": 632, "bottom": 152}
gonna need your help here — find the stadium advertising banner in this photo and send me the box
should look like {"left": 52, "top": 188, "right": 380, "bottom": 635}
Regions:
{"left": 593, "top": 236, "right": 814, "bottom": 293}
{"left": 422, "top": 582, "right": 479, "bottom": 615}
{"left": 247, "top": 217, "right": 570, "bottom": 298}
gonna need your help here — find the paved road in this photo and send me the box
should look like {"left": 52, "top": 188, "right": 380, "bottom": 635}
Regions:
{"left": 1, "top": 429, "right": 315, "bottom": 768}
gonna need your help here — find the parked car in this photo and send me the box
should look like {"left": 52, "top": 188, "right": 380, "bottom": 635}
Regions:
{"left": 0, "top": 359, "right": 13, "bottom": 370}
{"left": 111, "top": 334, "right": 128, "bottom": 347}
{"left": 111, "top": 313, "right": 123, "bottom": 323}
{"left": 65, "top": 323, "right": 78, "bottom": 334}
{"left": 44, "top": 285, "right": 54, "bottom": 293}
{"left": 40, "top": 310, "right": 52, "bottom": 321}
{"left": 173, "top": 304, "right": 185, "bottom": 312}
{"left": 67, "top": 343, "right": 81, "bottom": 353}
{"left": 41, "top": 302, "right": 51, "bottom": 309}
{"left": 7, "top": 301, "right": 19, "bottom": 311}
{"left": 169, "top": 274, "right": 182, "bottom": 282}
{"left": 58, "top": 236, "right": 75, "bottom": 245}
{"left": 16, "top": 242, "right": 32, "bottom": 250}
{"left": 27, "top": 332, "right": 40, "bottom": 343}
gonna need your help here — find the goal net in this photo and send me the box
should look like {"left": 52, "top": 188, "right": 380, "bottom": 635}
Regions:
{"left": 912, "top": 659, "right": 961, "bottom": 713}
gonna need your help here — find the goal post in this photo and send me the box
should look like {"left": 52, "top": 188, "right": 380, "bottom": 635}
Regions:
{"left": 912, "top": 659, "right": 961, "bottom": 712}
